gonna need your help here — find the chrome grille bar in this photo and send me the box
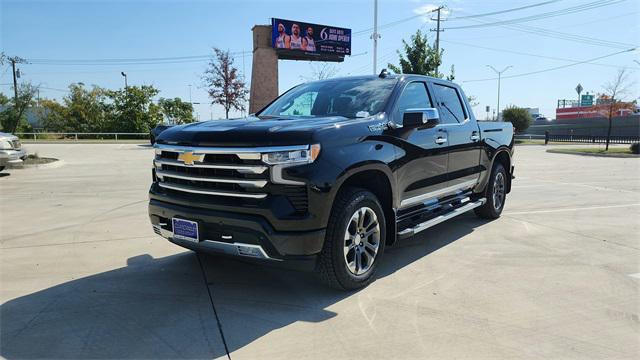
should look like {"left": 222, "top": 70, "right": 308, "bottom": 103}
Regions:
{"left": 156, "top": 169, "right": 267, "bottom": 188}
{"left": 158, "top": 182, "right": 267, "bottom": 198}
{"left": 154, "top": 159, "right": 267, "bottom": 174}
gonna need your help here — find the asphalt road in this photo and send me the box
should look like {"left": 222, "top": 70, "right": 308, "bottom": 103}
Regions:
{"left": 1, "top": 144, "right": 638, "bottom": 359}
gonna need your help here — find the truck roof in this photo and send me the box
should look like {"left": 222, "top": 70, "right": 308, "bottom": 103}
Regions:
{"left": 304, "top": 73, "right": 455, "bottom": 85}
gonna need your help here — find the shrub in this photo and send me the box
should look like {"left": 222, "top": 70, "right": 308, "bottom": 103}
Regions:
{"left": 502, "top": 106, "right": 531, "bottom": 133}
{"left": 631, "top": 143, "right": 640, "bottom": 154}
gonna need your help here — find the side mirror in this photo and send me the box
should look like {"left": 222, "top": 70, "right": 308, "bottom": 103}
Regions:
{"left": 402, "top": 108, "right": 440, "bottom": 128}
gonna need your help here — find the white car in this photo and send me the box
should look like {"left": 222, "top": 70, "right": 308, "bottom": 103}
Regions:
{"left": 0, "top": 132, "right": 27, "bottom": 171}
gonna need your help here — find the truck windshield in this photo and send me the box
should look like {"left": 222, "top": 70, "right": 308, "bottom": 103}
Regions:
{"left": 258, "top": 78, "right": 397, "bottom": 119}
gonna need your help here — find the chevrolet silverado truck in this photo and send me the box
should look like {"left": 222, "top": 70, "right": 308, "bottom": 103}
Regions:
{"left": 149, "top": 72, "right": 514, "bottom": 290}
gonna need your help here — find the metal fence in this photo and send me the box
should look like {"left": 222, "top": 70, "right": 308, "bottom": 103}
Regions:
{"left": 514, "top": 134, "right": 545, "bottom": 140}
{"left": 16, "top": 132, "right": 149, "bottom": 141}
{"left": 545, "top": 133, "right": 640, "bottom": 145}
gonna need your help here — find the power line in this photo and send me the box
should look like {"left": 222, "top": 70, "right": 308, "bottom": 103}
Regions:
{"left": 444, "top": 0, "right": 626, "bottom": 30}
{"left": 446, "top": 0, "right": 564, "bottom": 19}
{"left": 442, "top": 39, "right": 634, "bottom": 69}
{"left": 26, "top": 51, "right": 250, "bottom": 66}
{"left": 462, "top": 47, "right": 636, "bottom": 83}
{"left": 352, "top": 0, "right": 563, "bottom": 36}
{"left": 445, "top": 6, "right": 636, "bottom": 49}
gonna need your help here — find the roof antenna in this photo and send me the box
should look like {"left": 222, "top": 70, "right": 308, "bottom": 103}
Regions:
{"left": 379, "top": 68, "right": 389, "bottom": 78}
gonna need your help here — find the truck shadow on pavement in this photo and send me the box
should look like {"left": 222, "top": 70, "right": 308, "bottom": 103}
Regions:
{"left": 1, "top": 214, "right": 484, "bottom": 359}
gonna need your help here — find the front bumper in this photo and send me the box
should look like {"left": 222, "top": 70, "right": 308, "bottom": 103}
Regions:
{"left": 149, "top": 199, "right": 325, "bottom": 271}
{"left": 0, "top": 148, "right": 27, "bottom": 166}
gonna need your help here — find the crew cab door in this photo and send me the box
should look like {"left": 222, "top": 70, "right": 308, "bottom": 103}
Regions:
{"left": 431, "top": 81, "right": 482, "bottom": 190}
{"left": 392, "top": 81, "right": 449, "bottom": 209}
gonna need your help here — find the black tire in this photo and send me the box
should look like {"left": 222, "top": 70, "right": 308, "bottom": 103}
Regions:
{"left": 0, "top": 166, "right": 4, "bottom": 172}
{"left": 150, "top": 136, "right": 155, "bottom": 145}
{"left": 316, "top": 187, "right": 386, "bottom": 290}
{"left": 475, "top": 162, "right": 507, "bottom": 219}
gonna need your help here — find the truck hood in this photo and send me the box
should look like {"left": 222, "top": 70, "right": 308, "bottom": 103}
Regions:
{"left": 156, "top": 116, "right": 350, "bottom": 147}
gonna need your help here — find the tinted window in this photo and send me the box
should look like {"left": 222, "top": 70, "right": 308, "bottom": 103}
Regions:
{"left": 260, "top": 78, "right": 397, "bottom": 119}
{"left": 433, "top": 84, "right": 466, "bottom": 124}
{"left": 279, "top": 92, "right": 317, "bottom": 116}
{"left": 396, "top": 82, "right": 431, "bottom": 119}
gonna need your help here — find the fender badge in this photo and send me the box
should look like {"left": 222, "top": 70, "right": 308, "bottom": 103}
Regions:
{"left": 368, "top": 122, "right": 389, "bottom": 132}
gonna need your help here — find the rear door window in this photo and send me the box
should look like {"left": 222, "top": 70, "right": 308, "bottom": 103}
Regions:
{"left": 433, "top": 83, "right": 467, "bottom": 124}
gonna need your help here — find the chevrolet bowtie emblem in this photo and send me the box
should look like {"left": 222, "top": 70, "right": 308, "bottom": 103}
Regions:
{"left": 177, "top": 151, "right": 204, "bottom": 165}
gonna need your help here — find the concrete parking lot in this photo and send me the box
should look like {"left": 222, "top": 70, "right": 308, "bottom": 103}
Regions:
{"left": 1, "top": 143, "right": 639, "bottom": 359}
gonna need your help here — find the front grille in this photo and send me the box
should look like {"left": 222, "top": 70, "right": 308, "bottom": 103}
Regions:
{"left": 154, "top": 145, "right": 310, "bottom": 213}
{"left": 154, "top": 146, "right": 269, "bottom": 199}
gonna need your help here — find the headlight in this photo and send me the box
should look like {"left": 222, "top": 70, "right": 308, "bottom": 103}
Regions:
{"left": 262, "top": 144, "right": 321, "bottom": 165}
{"left": 0, "top": 140, "right": 13, "bottom": 150}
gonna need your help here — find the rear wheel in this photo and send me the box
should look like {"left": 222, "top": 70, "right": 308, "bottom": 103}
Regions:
{"left": 0, "top": 166, "right": 4, "bottom": 172}
{"left": 150, "top": 136, "right": 155, "bottom": 145}
{"left": 316, "top": 187, "right": 386, "bottom": 290}
{"left": 475, "top": 163, "right": 507, "bottom": 219}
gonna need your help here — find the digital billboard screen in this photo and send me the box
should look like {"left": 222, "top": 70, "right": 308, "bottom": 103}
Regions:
{"left": 271, "top": 18, "right": 351, "bottom": 58}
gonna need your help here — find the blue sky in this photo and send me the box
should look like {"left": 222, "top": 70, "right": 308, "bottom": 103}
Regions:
{"left": 1, "top": 0, "right": 639, "bottom": 120}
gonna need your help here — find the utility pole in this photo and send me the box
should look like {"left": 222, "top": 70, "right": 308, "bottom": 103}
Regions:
{"left": 430, "top": 6, "right": 445, "bottom": 76}
{"left": 486, "top": 65, "right": 512, "bottom": 121}
{"left": 11, "top": 59, "right": 18, "bottom": 101}
{"left": 371, "top": 0, "right": 381, "bottom": 75}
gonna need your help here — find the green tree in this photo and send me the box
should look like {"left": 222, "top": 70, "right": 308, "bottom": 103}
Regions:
{"left": 39, "top": 98, "right": 67, "bottom": 131}
{"left": 106, "top": 85, "right": 163, "bottom": 132}
{"left": 0, "top": 83, "right": 38, "bottom": 133}
{"left": 387, "top": 29, "right": 454, "bottom": 80}
{"left": 158, "top": 97, "right": 194, "bottom": 124}
{"left": 502, "top": 106, "right": 531, "bottom": 133}
{"left": 38, "top": 84, "right": 110, "bottom": 132}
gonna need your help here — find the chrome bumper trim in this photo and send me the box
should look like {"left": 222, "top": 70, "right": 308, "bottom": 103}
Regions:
{"left": 152, "top": 225, "right": 279, "bottom": 261}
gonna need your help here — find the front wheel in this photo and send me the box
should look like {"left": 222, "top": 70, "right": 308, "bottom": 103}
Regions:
{"left": 316, "top": 187, "right": 386, "bottom": 290}
{"left": 475, "top": 163, "right": 507, "bottom": 219}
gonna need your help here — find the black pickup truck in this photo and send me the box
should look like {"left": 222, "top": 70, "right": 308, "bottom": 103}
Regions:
{"left": 149, "top": 72, "right": 514, "bottom": 290}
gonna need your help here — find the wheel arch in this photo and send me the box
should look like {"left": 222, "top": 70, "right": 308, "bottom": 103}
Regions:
{"left": 331, "top": 163, "right": 397, "bottom": 246}
{"left": 491, "top": 149, "right": 512, "bottom": 193}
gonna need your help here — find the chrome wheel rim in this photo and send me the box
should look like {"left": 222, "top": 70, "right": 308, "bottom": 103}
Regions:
{"left": 493, "top": 172, "right": 506, "bottom": 211}
{"left": 343, "top": 207, "right": 380, "bottom": 276}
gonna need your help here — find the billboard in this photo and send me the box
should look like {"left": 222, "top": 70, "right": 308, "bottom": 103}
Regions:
{"left": 271, "top": 18, "right": 351, "bottom": 60}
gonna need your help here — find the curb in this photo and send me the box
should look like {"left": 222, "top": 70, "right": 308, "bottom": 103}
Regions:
{"left": 546, "top": 149, "right": 640, "bottom": 158}
{"left": 7, "top": 159, "right": 64, "bottom": 170}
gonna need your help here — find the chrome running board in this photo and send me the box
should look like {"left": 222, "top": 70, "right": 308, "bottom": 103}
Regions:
{"left": 397, "top": 198, "right": 486, "bottom": 237}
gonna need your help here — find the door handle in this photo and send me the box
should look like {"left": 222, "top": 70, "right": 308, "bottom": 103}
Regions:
{"left": 470, "top": 133, "right": 480, "bottom": 141}
{"left": 435, "top": 136, "right": 447, "bottom": 145}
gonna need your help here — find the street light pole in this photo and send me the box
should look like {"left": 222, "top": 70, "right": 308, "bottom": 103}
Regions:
{"left": 120, "top": 72, "right": 128, "bottom": 88}
{"left": 486, "top": 65, "right": 512, "bottom": 121}
{"left": 371, "top": 0, "right": 381, "bottom": 75}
